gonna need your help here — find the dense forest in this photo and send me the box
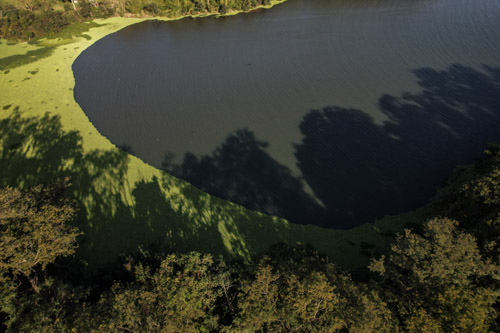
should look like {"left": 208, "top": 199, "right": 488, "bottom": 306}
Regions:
{"left": 1, "top": 143, "right": 499, "bottom": 331}
{"left": 0, "top": 0, "right": 272, "bottom": 40}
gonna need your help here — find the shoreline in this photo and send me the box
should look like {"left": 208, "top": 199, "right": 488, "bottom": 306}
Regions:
{"left": 1, "top": 0, "right": 288, "bottom": 44}
{"left": 0, "top": 3, "right": 401, "bottom": 274}
{"left": 134, "top": 0, "right": 288, "bottom": 20}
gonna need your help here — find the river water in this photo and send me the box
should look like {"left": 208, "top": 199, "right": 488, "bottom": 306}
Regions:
{"left": 73, "top": 0, "right": 500, "bottom": 228}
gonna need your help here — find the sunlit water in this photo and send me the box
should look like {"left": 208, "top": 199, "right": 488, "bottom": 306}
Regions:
{"left": 73, "top": 0, "right": 500, "bottom": 228}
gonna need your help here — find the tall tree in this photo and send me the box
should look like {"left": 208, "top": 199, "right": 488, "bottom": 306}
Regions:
{"left": 233, "top": 244, "right": 395, "bottom": 332}
{"left": 432, "top": 143, "right": 500, "bottom": 255}
{"left": 0, "top": 181, "right": 80, "bottom": 328}
{"left": 369, "top": 218, "right": 500, "bottom": 332}
{"left": 101, "top": 252, "right": 220, "bottom": 332}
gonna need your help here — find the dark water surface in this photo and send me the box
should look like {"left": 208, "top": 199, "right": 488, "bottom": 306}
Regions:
{"left": 73, "top": 0, "right": 500, "bottom": 228}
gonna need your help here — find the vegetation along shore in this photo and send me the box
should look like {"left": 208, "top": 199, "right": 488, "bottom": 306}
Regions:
{"left": 0, "top": 0, "right": 287, "bottom": 41}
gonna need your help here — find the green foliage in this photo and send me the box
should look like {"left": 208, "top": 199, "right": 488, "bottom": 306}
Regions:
{"left": 0, "top": 0, "right": 277, "bottom": 40}
{"left": 0, "top": 0, "right": 112, "bottom": 40}
{"left": 235, "top": 263, "right": 282, "bottom": 330}
{"left": 369, "top": 218, "right": 500, "bottom": 332}
{"left": 101, "top": 252, "right": 220, "bottom": 332}
{"left": 432, "top": 144, "right": 500, "bottom": 254}
{"left": 0, "top": 213, "right": 498, "bottom": 331}
{"left": 0, "top": 181, "right": 81, "bottom": 329}
{"left": 125, "top": 0, "right": 144, "bottom": 14}
{"left": 336, "top": 282, "right": 395, "bottom": 333}
{"left": 5, "top": 279, "right": 90, "bottom": 332}
{"left": 232, "top": 244, "right": 395, "bottom": 332}
{"left": 0, "top": 5, "right": 73, "bottom": 40}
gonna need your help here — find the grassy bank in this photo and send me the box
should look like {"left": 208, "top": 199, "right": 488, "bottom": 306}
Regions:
{"left": 0, "top": 13, "right": 420, "bottom": 273}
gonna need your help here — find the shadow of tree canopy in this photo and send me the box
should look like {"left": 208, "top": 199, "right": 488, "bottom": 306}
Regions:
{"left": 296, "top": 64, "right": 500, "bottom": 227}
{"left": 165, "top": 64, "right": 500, "bottom": 229}
{"left": 0, "top": 46, "right": 55, "bottom": 71}
{"left": 162, "top": 128, "right": 326, "bottom": 225}
{"left": 2, "top": 63, "right": 498, "bottom": 274}
{"left": 0, "top": 21, "right": 103, "bottom": 71}
{"left": 0, "top": 112, "right": 247, "bottom": 273}
{"left": 0, "top": 111, "right": 333, "bottom": 274}
{"left": 0, "top": 111, "right": 135, "bottom": 271}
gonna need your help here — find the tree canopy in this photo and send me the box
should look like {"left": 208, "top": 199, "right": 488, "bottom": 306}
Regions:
{"left": 0, "top": 181, "right": 80, "bottom": 329}
{"left": 1, "top": 145, "right": 500, "bottom": 331}
{"left": 369, "top": 217, "right": 500, "bottom": 332}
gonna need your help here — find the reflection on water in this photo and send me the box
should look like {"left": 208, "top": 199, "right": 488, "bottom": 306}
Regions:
{"left": 73, "top": 0, "right": 500, "bottom": 228}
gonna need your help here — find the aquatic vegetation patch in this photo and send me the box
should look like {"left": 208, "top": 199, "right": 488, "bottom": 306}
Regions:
{"left": 0, "top": 15, "right": 411, "bottom": 273}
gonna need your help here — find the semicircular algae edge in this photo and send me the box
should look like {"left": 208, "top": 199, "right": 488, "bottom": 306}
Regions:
{"left": 0, "top": 11, "right": 407, "bottom": 274}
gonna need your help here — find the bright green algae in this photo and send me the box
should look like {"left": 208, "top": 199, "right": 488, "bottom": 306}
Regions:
{"left": 0, "top": 13, "right": 414, "bottom": 273}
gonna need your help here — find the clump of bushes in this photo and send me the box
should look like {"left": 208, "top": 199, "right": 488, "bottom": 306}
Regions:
{"left": 0, "top": 0, "right": 273, "bottom": 41}
{"left": 0, "top": 6, "right": 70, "bottom": 40}
{"left": 0, "top": 0, "right": 115, "bottom": 40}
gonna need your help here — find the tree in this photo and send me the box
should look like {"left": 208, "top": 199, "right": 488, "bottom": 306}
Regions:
{"left": 232, "top": 245, "right": 394, "bottom": 332}
{"left": 234, "top": 262, "right": 281, "bottom": 331}
{"left": 432, "top": 144, "right": 500, "bottom": 255}
{"left": 68, "top": 0, "right": 77, "bottom": 11}
{"left": 101, "top": 252, "right": 220, "bottom": 332}
{"left": 335, "top": 276, "right": 396, "bottom": 332}
{"left": 369, "top": 218, "right": 500, "bottom": 332}
{"left": 0, "top": 181, "right": 80, "bottom": 328}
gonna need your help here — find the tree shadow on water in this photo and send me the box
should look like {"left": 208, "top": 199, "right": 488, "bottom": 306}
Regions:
{"left": 164, "top": 64, "right": 500, "bottom": 229}
{"left": 296, "top": 64, "right": 500, "bottom": 227}
{"left": 162, "top": 128, "right": 326, "bottom": 226}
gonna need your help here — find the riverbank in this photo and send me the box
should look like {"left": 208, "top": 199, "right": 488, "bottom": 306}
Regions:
{"left": 137, "top": 0, "right": 288, "bottom": 19}
{"left": 0, "top": 12, "right": 416, "bottom": 273}
{"left": 0, "top": 0, "right": 287, "bottom": 41}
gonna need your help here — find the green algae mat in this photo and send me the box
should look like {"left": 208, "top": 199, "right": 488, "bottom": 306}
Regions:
{"left": 0, "top": 16, "right": 413, "bottom": 273}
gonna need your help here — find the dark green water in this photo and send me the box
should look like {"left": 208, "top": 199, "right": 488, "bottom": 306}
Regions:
{"left": 73, "top": 0, "right": 500, "bottom": 228}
